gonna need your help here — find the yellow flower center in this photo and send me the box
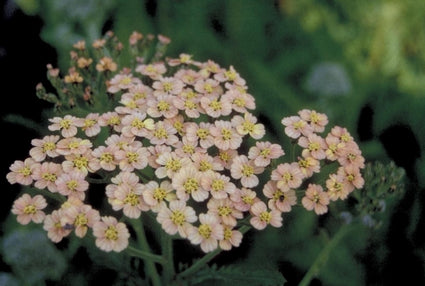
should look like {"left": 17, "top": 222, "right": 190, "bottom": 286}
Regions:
{"left": 163, "top": 82, "right": 173, "bottom": 92}
{"left": 60, "top": 119, "right": 72, "bottom": 129}
{"left": 219, "top": 151, "right": 231, "bottom": 162}
{"left": 282, "top": 172, "right": 293, "bottom": 182}
{"left": 199, "top": 161, "right": 212, "bottom": 172}
{"left": 42, "top": 172, "right": 57, "bottom": 182}
{"left": 347, "top": 174, "right": 355, "bottom": 182}
{"left": 211, "top": 179, "right": 225, "bottom": 192}
{"left": 183, "top": 145, "right": 194, "bottom": 154}
{"left": 133, "top": 92, "right": 146, "bottom": 100}
{"left": 310, "top": 112, "right": 319, "bottom": 124}
{"left": 105, "top": 226, "right": 119, "bottom": 241}
{"left": 293, "top": 121, "right": 305, "bottom": 130}
{"left": 170, "top": 211, "right": 185, "bottom": 226}
{"left": 225, "top": 70, "right": 237, "bottom": 81}
{"left": 260, "top": 148, "right": 271, "bottom": 158}
{"left": 242, "top": 195, "right": 253, "bottom": 205}
{"left": 204, "top": 83, "right": 213, "bottom": 93}
{"left": 183, "top": 178, "right": 199, "bottom": 194}
{"left": 224, "top": 227, "right": 233, "bottom": 240}
{"left": 73, "top": 156, "right": 88, "bottom": 170}
{"left": 221, "top": 128, "right": 232, "bottom": 140}
{"left": 272, "top": 190, "right": 284, "bottom": 201}
{"left": 218, "top": 206, "right": 232, "bottom": 217}
{"left": 107, "top": 116, "right": 121, "bottom": 126}
{"left": 242, "top": 164, "right": 254, "bottom": 177}
{"left": 100, "top": 153, "right": 114, "bottom": 163}
{"left": 43, "top": 142, "right": 56, "bottom": 152}
{"left": 153, "top": 188, "right": 167, "bottom": 201}
{"left": 233, "top": 97, "right": 245, "bottom": 107}
{"left": 83, "top": 119, "right": 96, "bottom": 129}
{"left": 23, "top": 204, "right": 37, "bottom": 215}
{"left": 209, "top": 99, "right": 222, "bottom": 111}
{"left": 198, "top": 224, "right": 212, "bottom": 239}
{"left": 125, "top": 100, "right": 137, "bottom": 109}
{"left": 126, "top": 152, "right": 139, "bottom": 163}
{"left": 66, "top": 180, "right": 78, "bottom": 191}
{"left": 259, "top": 211, "right": 271, "bottom": 223}
{"left": 184, "top": 99, "right": 197, "bottom": 109}
{"left": 308, "top": 142, "right": 320, "bottom": 151}
{"left": 165, "top": 159, "right": 182, "bottom": 172}
{"left": 75, "top": 213, "right": 88, "bottom": 227}
{"left": 120, "top": 77, "right": 132, "bottom": 85}
{"left": 124, "top": 192, "right": 140, "bottom": 206}
{"left": 154, "top": 127, "right": 168, "bottom": 139}
{"left": 19, "top": 167, "right": 31, "bottom": 176}
{"left": 242, "top": 121, "right": 255, "bottom": 133}
{"left": 196, "top": 128, "right": 209, "bottom": 140}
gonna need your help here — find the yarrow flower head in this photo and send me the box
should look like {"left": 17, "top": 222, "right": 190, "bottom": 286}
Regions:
{"left": 6, "top": 30, "right": 366, "bottom": 256}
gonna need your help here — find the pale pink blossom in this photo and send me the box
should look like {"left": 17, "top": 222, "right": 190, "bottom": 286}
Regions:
{"left": 326, "top": 173, "right": 349, "bottom": 201}
{"left": 147, "top": 144, "right": 172, "bottom": 168}
{"left": 214, "top": 65, "right": 246, "bottom": 86}
{"left": 230, "top": 187, "right": 260, "bottom": 212}
{"left": 173, "top": 165, "right": 209, "bottom": 202}
{"left": 297, "top": 156, "right": 321, "bottom": 178}
{"left": 152, "top": 77, "right": 184, "bottom": 95}
{"left": 157, "top": 200, "right": 197, "bottom": 238}
{"left": 109, "top": 184, "right": 149, "bottom": 218}
{"left": 191, "top": 153, "right": 224, "bottom": 174}
{"left": 194, "top": 78, "right": 222, "bottom": 96}
{"left": 135, "top": 62, "right": 167, "bottom": 80}
{"left": 201, "top": 171, "right": 236, "bottom": 199}
{"left": 93, "top": 216, "right": 130, "bottom": 252}
{"left": 6, "top": 158, "right": 38, "bottom": 185}
{"left": 210, "top": 120, "right": 242, "bottom": 150}
{"left": 61, "top": 204, "right": 100, "bottom": 238}
{"left": 76, "top": 113, "right": 101, "bottom": 137}
{"left": 231, "top": 113, "right": 265, "bottom": 139}
{"left": 200, "top": 95, "right": 232, "bottom": 118}
{"left": 43, "top": 209, "right": 72, "bottom": 242}
{"left": 98, "top": 111, "right": 123, "bottom": 132}
{"left": 155, "top": 152, "right": 192, "bottom": 179}
{"left": 337, "top": 165, "right": 364, "bottom": 191}
{"left": 219, "top": 226, "right": 243, "bottom": 251}
{"left": 148, "top": 121, "right": 179, "bottom": 146}
{"left": 105, "top": 134, "right": 135, "bottom": 151}
{"left": 48, "top": 115, "right": 79, "bottom": 138}
{"left": 222, "top": 88, "right": 255, "bottom": 113}
{"left": 107, "top": 73, "right": 141, "bottom": 93}
{"left": 337, "top": 141, "right": 365, "bottom": 169}
{"left": 56, "top": 137, "right": 93, "bottom": 156}
{"left": 298, "top": 134, "right": 327, "bottom": 160}
{"left": 302, "top": 184, "right": 330, "bottom": 215}
{"left": 175, "top": 136, "right": 206, "bottom": 158}
{"left": 29, "top": 135, "right": 60, "bottom": 161}
{"left": 185, "top": 122, "right": 214, "bottom": 149}
{"left": 12, "top": 194, "right": 47, "bottom": 225}
{"left": 298, "top": 109, "right": 328, "bottom": 133}
{"left": 142, "top": 180, "right": 176, "bottom": 212}
{"left": 147, "top": 94, "right": 179, "bottom": 118}
{"left": 249, "top": 201, "right": 282, "bottom": 230}
{"left": 231, "top": 155, "right": 264, "bottom": 188}
{"left": 168, "top": 53, "right": 197, "bottom": 66}
{"left": 115, "top": 144, "right": 149, "bottom": 172}
{"left": 248, "top": 141, "right": 284, "bottom": 167}
{"left": 270, "top": 163, "right": 303, "bottom": 191}
{"left": 188, "top": 213, "right": 224, "bottom": 253}
{"left": 207, "top": 198, "right": 243, "bottom": 227}
{"left": 120, "top": 112, "right": 155, "bottom": 138}
{"left": 281, "top": 116, "right": 313, "bottom": 139}
{"left": 56, "top": 171, "right": 89, "bottom": 200}
{"left": 215, "top": 149, "right": 238, "bottom": 170}
{"left": 90, "top": 145, "right": 118, "bottom": 171}
{"left": 325, "top": 134, "right": 345, "bottom": 161}
{"left": 31, "top": 162, "right": 63, "bottom": 192}
{"left": 263, "top": 180, "right": 296, "bottom": 212}
{"left": 331, "top": 126, "right": 353, "bottom": 143}
{"left": 174, "top": 69, "right": 201, "bottom": 85}
{"left": 173, "top": 94, "right": 202, "bottom": 118}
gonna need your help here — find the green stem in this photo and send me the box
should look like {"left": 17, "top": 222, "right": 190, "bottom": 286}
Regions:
{"left": 298, "top": 224, "right": 353, "bottom": 286}
{"left": 3, "top": 114, "right": 46, "bottom": 134}
{"left": 178, "top": 225, "right": 251, "bottom": 279}
{"left": 128, "top": 218, "right": 162, "bottom": 286}
{"left": 161, "top": 234, "right": 175, "bottom": 283}
{"left": 126, "top": 246, "right": 167, "bottom": 265}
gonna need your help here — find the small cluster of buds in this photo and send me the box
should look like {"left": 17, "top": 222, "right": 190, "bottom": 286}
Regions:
{"left": 6, "top": 31, "right": 365, "bottom": 253}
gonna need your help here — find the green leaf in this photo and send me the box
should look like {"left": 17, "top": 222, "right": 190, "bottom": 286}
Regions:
{"left": 190, "top": 263, "right": 286, "bottom": 286}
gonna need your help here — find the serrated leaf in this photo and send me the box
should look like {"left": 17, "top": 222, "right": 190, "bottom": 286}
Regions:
{"left": 191, "top": 264, "right": 286, "bottom": 286}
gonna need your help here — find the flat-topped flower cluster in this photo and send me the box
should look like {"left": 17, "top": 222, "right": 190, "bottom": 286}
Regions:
{"left": 6, "top": 31, "right": 365, "bottom": 253}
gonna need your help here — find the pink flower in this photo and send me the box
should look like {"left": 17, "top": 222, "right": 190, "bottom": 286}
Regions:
{"left": 31, "top": 162, "right": 63, "bottom": 192}
{"left": 142, "top": 180, "right": 176, "bottom": 212}
{"left": 147, "top": 94, "right": 179, "bottom": 118}
{"left": 56, "top": 171, "right": 89, "bottom": 200}
{"left": 194, "top": 78, "right": 222, "bottom": 96}
{"left": 210, "top": 120, "right": 242, "bottom": 150}
{"left": 215, "top": 149, "right": 238, "bottom": 170}
{"left": 337, "top": 165, "right": 364, "bottom": 191}
{"left": 188, "top": 213, "right": 224, "bottom": 253}
{"left": 43, "top": 209, "right": 72, "bottom": 242}
{"left": 135, "top": 63, "right": 167, "bottom": 80}
{"left": 173, "top": 93, "right": 202, "bottom": 118}
{"left": 214, "top": 65, "right": 246, "bottom": 86}
{"left": 157, "top": 200, "right": 197, "bottom": 238}
{"left": 147, "top": 144, "right": 172, "bottom": 168}
{"left": 115, "top": 143, "right": 149, "bottom": 172}
{"left": 219, "top": 226, "right": 243, "bottom": 251}
{"left": 186, "top": 122, "right": 214, "bottom": 149}
{"left": 6, "top": 158, "right": 38, "bottom": 186}
{"left": 62, "top": 153, "right": 94, "bottom": 175}
{"left": 29, "top": 135, "right": 60, "bottom": 161}
{"left": 298, "top": 109, "right": 328, "bottom": 133}
{"left": 249, "top": 201, "right": 282, "bottom": 230}
{"left": 61, "top": 204, "right": 100, "bottom": 238}
{"left": 120, "top": 112, "right": 155, "bottom": 138}
{"left": 271, "top": 163, "right": 303, "bottom": 191}
{"left": 337, "top": 141, "right": 365, "bottom": 169}
{"left": 263, "top": 181, "right": 296, "bottom": 212}
{"left": 56, "top": 137, "right": 93, "bottom": 156}
{"left": 155, "top": 152, "right": 192, "bottom": 179}
{"left": 191, "top": 153, "right": 223, "bottom": 174}
{"left": 173, "top": 165, "right": 209, "bottom": 202}
{"left": 331, "top": 126, "right": 353, "bottom": 143}
{"left": 90, "top": 145, "right": 118, "bottom": 171}
{"left": 297, "top": 156, "right": 321, "bottom": 178}
{"left": 281, "top": 116, "right": 313, "bottom": 139}
{"left": 302, "top": 184, "right": 329, "bottom": 215}
{"left": 107, "top": 73, "right": 141, "bottom": 93}
{"left": 298, "top": 133, "right": 327, "bottom": 160}
{"left": 148, "top": 121, "right": 179, "bottom": 146}
{"left": 230, "top": 187, "right": 260, "bottom": 212}
{"left": 152, "top": 77, "right": 184, "bottom": 95}
{"left": 200, "top": 95, "right": 232, "bottom": 118}
{"left": 326, "top": 173, "right": 349, "bottom": 201}
{"left": 12, "top": 194, "right": 47, "bottom": 225}
{"left": 98, "top": 111, "right": 123, "bottom": 132}
{"left": 93, "top": 216, "right": 130, "bottom": 252}
{"left": 231, "top": 113, "right": 265, "bottom": 139}
{"left": 48, "top": 115, "right": 79, "bottom": 138}
{"left": 201, "top": 171, "right": 236, "bottom": 199}
{"left": 222, "top": 88, "right": 255, "bottom": 113}
{"left": 110, "top": 183, "right": 149, "bottom": 219}
{"left": 207, "top": 198, "right": 243, "bottom": 227}
{"left": 248, "top": 141, "right": 284, "bottom": 167}
{"left": 230, "top": 155, "right": 264, "bottom": 188}
{"left": 76, "top": 113, "right": 102, "bottom": 137}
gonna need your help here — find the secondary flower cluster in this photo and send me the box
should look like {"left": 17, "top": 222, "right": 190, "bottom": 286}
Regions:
{"left": 6, "top": 31, "right": 365, "bottom": 253}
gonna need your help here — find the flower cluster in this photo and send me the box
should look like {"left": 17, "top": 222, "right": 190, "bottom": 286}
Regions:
{"left": 6, "top": 31, "right": 365, "bottom": 254}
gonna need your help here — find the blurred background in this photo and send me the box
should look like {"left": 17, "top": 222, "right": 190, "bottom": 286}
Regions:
{"left": 0, "top": 0, "right": 424, "bottom": 285}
